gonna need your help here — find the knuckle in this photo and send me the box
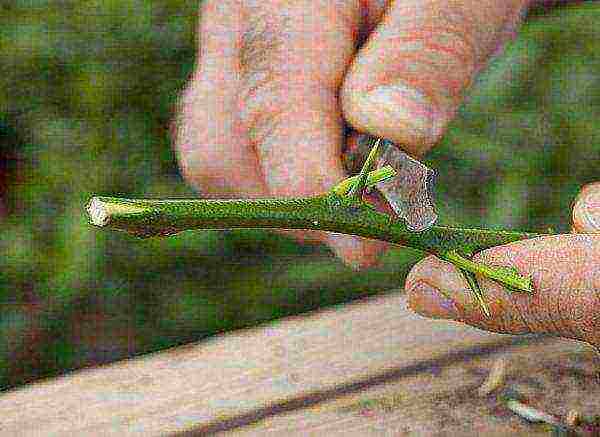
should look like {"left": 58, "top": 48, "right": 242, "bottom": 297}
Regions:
{"left": 237, "top": 65, "right": 285, "bottom": 151}
{"left": 237, "top": 75, "right": 327, "bottom": 154}
{"left": 241, "top": 104, "right": 286, "bottom": 153}
{"left": 236, "top": 5, "right": 290, "bottom": 149}
{"left": 239, "top": 3, "right": 288, "bottom": 89}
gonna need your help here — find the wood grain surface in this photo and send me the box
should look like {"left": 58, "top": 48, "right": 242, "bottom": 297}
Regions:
{"left": 0, "top": 291, "right": 597, "bottom": 436}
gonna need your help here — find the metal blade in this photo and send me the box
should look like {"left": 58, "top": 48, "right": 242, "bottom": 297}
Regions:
{"left": 343, "top": 134, "right": 438, "bottom": 232}
{"left": 375, "top": 138, "right": 438, "bottom": 231}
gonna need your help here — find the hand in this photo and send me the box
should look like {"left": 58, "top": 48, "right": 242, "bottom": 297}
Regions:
{"left": 407, "top": 182, "right": 600, "bottom": 348}
{"left": 174, "top": 0, "right": 532, "bottom": 268}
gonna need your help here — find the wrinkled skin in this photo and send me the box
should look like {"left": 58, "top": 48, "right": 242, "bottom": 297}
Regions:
{"left": 407, "top": 183, "right": 600, "bottom": 348}
{"left": 175, "top": 0, "right": 600, "bottom": 347}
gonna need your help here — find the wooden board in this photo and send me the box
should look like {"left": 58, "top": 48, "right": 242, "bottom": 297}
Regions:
{"left": 0, "top": 292, "right": 597, "bottom": 436}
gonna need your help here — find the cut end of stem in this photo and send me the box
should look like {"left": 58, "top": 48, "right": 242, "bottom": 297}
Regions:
{"left": 86, "top": 197, "right": 148, "bottom": 228}
{"left": 87, "top": 197, "right": 109, "bottom": 227}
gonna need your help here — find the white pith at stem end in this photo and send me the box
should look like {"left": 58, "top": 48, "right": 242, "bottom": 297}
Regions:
{"left": 87, "top": 197, "right": 109, "bottom": 227}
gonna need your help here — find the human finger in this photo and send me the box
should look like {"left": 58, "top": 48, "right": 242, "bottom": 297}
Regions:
{"left": 572, "top": 182, "right": 600, "bottom": 234}
{"left": 174, "top": 0, "right": 266, "bottom": 198}
{"left": 406, "top": 206, "right": 600, "bottom": 347}
{"left": 236, "top": 0, "right": 387, "bottom": 266}
{"left": 341, "top": 0, "right": 531, "bottom": 157}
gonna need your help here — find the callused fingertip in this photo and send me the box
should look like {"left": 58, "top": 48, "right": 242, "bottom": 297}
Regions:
{"left": 572, "top": 182, "right": 600, "bottom": 234}
{"left": 342, "top": 81, "right": 446, "bottom": 157}
{"left": 406, "top": 280, "right": 459, "bottom": 320}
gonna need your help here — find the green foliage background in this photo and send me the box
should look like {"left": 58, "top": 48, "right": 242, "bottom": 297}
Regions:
{"left": 0, "top": 2, "right": 598, "bottom": 389}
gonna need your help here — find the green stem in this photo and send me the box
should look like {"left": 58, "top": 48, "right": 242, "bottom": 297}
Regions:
{"left": 86, "top": 142, "right": 552, "bottom": 315}
{"left": 444, "top": 250, "right": 533, "bottom": 293}
{"left": 86, "top": 192, "right": 545, "bottom": 256}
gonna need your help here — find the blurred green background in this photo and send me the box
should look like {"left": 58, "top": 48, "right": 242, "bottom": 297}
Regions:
{"left": 0, "top": 2, "right": 598, "bottom": 390}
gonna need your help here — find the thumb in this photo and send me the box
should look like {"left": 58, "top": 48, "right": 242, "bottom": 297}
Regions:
{"left": 341, "top": 0, "right": 530, "bottom": 157}
{"left": 406, "top": 182, "right": 600, "bottom": 347}
{"left": 572, "top": 182, "right": 600, "bottom": 233}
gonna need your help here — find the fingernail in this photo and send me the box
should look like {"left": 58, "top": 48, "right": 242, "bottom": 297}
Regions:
{"left": 408, "top": 281, "right": 459, "bottom": 320}
{"left": 360, "top": 82, "right": 446, "bottom": 145}
{"left": 572, "top": 182, "right": 600, "bottom": 233}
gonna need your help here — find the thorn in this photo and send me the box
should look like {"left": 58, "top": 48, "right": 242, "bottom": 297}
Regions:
{"left": 348, "top": 138, "right": 381, "bottom": 200}
{"left": 459, "top": 267, "right": 491, "bottom": 317}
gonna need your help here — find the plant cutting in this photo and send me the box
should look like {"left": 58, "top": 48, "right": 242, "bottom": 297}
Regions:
{"left": 86, "top": 140, "right": 551, "bottom": 316}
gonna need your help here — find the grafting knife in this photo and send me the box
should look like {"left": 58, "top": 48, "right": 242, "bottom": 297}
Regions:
{"left": 343, "top": 133, "right": 438, "bottom": 232}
